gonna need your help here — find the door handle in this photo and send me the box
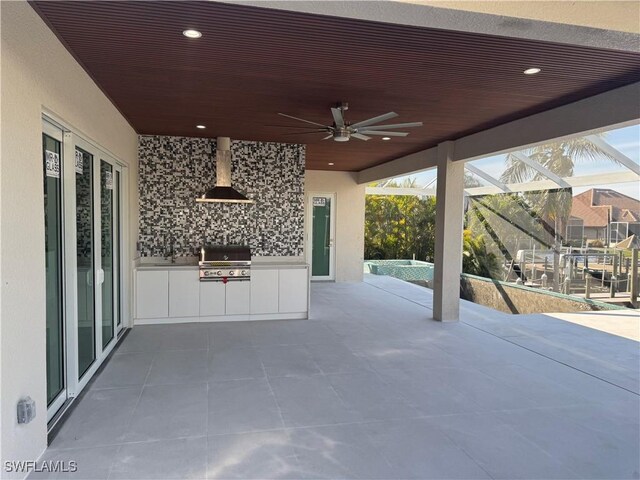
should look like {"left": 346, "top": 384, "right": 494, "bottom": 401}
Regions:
{"left": 97, "top": 269, "right": 105, "bottom": 285}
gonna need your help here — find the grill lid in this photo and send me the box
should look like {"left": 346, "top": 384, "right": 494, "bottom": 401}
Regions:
{"left": 200, "top": 244, "right": 251, "bottom": 263}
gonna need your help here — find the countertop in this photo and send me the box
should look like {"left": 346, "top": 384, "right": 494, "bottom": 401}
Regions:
{"left": 135, "top": 256, "right": 198, "bottom": 270}
{"left": 134, "top": 256, "right": 308, "bottom": 270}
{"left": 251, "top": 262, "right": 308, "bottom": 270}
{"left": 252, "top": 256, "right": 308, "bottom": 269}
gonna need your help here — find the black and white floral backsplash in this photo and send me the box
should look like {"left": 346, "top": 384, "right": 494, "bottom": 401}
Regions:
{"left": 137, "top": 135, "right": 305, "bottom": 257}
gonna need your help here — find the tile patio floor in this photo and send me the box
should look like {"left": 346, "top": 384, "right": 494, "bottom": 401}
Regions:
{"left": 34, "top": 275, "right": 640, "bottom": 479}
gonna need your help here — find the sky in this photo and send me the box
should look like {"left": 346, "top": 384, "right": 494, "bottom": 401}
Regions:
{"left": 387, "top": 123, "right": 640, "bottom": 200}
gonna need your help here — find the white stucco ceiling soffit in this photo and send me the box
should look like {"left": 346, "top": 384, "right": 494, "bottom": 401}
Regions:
{"left": 222, "top": 0, "right": 640, "bottom": 52}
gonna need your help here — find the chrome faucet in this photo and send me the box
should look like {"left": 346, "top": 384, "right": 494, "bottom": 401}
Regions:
{"left": 164, "top": 234, "right": 175, "bottom": 263}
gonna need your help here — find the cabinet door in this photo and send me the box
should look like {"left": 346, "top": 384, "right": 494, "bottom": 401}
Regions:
{"left": 279, "top": 268, "right": 309, "bottom": 313}
{"left": 250, "top": 270, "right": 279, "bottom": 314}
{"left": 169, "top": 270, "right": 200, "bottom": 317}
{"left": 226, "top": 281, "right": 251, "bottom": 315}
{"left": 136, "top": 270, "right": 169, "bottom": 319}
{"left": 199, "top": 282, "right": 226, "bottom": 316}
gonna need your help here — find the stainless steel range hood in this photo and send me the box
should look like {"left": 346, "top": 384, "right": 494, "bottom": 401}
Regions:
{"left": 196, "top": 137, "right": 253, "bottom": 204}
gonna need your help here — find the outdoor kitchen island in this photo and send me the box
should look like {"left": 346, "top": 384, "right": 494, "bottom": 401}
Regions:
{"left": 133, "top": 257, "right": 309, "bottom": 324}
{"left": 133, "top": 134, "right": 310, "bottom": 325}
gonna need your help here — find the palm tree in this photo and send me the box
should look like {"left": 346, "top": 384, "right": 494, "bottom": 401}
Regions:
{"left": 500, "top": 136, "right": 620, "bottom": 290}
{"left": 462, "top": 230, "right": 502, "bottom": 279}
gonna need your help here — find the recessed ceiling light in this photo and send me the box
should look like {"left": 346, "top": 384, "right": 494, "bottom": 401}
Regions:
{"left": 382, "top": 137, "right": 391, "bottom": 141}
{"left": 196, "top": 125, "right": 206, "bottom": 129}
{"left": 183, "top": 29, "right": 202, "bottom": 38}
{"left": 523, "top": 67, "right": 541, "bottom": 75}
{"left": 328, "top": 162, "right": 334, "bottom": 166}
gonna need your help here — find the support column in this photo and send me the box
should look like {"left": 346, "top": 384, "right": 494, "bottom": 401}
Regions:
{"left": 433, "top": 142, "right": 465, "bottom": 322}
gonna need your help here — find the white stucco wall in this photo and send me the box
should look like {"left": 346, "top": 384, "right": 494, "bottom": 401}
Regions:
{"left": 0, "top": 2, "right": 138, "bottom": 474}
{"left": 305, "top": 171, "right": 366, "bottom": 282}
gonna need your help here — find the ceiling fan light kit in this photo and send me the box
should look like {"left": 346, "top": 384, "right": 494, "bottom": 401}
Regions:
{"left": 333, "top": 127, "right": 351, "bottom": 142}
{"left": 276, "top": 102, "right": 423, "bottom": 142}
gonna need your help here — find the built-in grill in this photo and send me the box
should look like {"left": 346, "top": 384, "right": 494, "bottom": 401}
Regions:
{"left": 199, "top": 245, "right": 251, "bottom": 282}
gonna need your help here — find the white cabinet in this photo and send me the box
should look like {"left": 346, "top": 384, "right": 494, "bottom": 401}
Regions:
{"left": 279, "top": 268, "right": 309, "bottom": 313}
{"left": 199, "top": 282, "right": 226, "bottom": 316}
{"left": 136, "top": 270, "right": 169, "bottom": 319}
{"left": 169, "top": 270, "right": 200, "bottom": 317}
{"left": 226, "top": 281, "right": 251, "bottom": 315}
{"left": 201, "top": 281, "right": 250, "bottom": 316}
{"left": 135, "top": 263, "right": 308, "bottom": 324}
{"left": 250, "top": 269, "right": 279, "bottom": 314}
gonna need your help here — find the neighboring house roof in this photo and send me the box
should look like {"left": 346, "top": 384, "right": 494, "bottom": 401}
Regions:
{"left": 570, "top": 188, "right": 640, "bottom": 227}
{"left": 614, "top": 234, "right": 640, "bottom": 249}
{"left": 619, "top": 209, "right": 639, "bottom": 222}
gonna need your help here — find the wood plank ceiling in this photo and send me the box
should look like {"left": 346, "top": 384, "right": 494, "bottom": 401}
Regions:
{"left": 31, "top": 1, "right": 640, "bottom": 171}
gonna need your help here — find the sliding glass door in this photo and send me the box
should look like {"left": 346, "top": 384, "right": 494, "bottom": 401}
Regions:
{"left": 75, "top": 147, "right": 95, "bottom": 378}
{"left": 100, "top": 159, "right": 119, "bottom": 348}
{"left": 115, "top": 170, "right": 122, "bottom": 328}
{"left": 43, "top": 124, "right": 66, "bottom": 414}
{"left": 44, "top": 118, "right": 126, "bottom": 422}
{"left": 74, "top": 139, "right": 123, "bottom": 391}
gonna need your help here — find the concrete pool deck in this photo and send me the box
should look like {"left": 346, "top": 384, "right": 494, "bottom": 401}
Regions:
{"left": 33, "top": 275, "right": 639, "bottom": 479}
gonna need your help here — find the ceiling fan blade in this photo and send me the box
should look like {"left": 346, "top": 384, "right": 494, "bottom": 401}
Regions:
{"left": 358, "top": 122, "right": 423, "bottom": 131}
{"left": 350, "top": 112, "right": 398, "bottom": 129}
{"left": 360, "top": 131, "right": 409, "bottom": 137}
{"left": 266, "top": 124, "right": 328, "bottom": 129}
{"left": 281, "top": 130, "right": 329, "bottom": 135}
{"left": 277, "top": 113, "right": 327, "bottom": 127}
{"left": 322, "top": 134, "right": 333, "bottom": 140}
{"left": 331, "top": 107, "right": 345, "bottom": 128}
{"left": 351, "top": 133, "right": 371, "bottom": 141}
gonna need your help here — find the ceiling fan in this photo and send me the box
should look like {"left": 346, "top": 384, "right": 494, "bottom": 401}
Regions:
{"left": 274, "top": 102, "right": 423, "bottom": 142}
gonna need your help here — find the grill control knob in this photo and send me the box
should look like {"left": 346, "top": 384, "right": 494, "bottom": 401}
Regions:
{"left": 229, "top": 271, "right": 235, "bottom": 276}
{"left": 204, "top": 271, "right": 211, "bottom": 277}
{"left": 216, "top": 270, "right": 222, "bottom": 276}
{"left": 241, "top": 270, "right": 247, "bottom": 276}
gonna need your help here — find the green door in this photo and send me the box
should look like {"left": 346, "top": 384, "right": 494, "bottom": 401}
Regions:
{"left": 311, "top": 195, "right": 333, "bottom": 278}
